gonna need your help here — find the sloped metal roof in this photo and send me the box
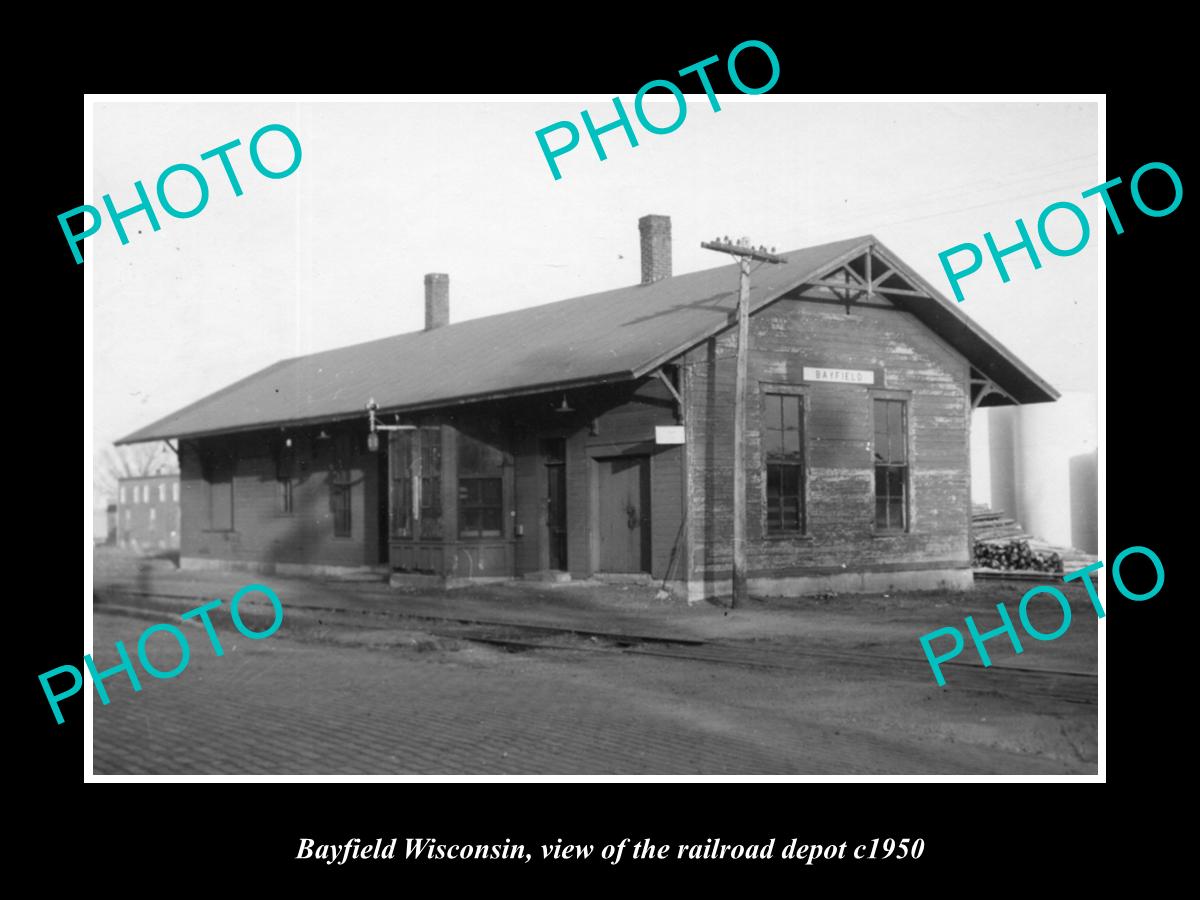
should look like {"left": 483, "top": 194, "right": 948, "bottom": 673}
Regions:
{"left": 117, "top": 235, "right": 1056, "bottom": 444}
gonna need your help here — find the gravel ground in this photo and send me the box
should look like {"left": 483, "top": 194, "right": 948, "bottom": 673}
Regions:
{"left": 87, "top": 547, "right": 1098, "bottom": 774}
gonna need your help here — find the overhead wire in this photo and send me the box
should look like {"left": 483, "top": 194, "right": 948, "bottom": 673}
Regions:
{"left": 781, "top": 153, "right": 1100, "bottom": 241}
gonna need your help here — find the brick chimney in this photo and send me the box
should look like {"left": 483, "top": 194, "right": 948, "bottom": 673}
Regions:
{"left": 424, "top": 273, "right": 449, "bottom": 330}
{"left": 638, "top": 214, "right": 672, "bottom": 284}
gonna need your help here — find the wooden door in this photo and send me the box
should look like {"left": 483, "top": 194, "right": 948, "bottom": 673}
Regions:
{"left": 598, "top": 456, "right": 651, "bottom": 573}
{"left": 543, "top": 439, "right": 567, "bottom": 571}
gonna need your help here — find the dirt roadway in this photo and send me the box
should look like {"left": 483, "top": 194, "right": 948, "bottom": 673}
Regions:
{"left": 88, "top": 550, "right": 1098, "bottom": 774}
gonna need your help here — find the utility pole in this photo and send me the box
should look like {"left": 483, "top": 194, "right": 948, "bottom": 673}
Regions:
{"left": 700, "top": 237, "right": 787, "bottom": 608}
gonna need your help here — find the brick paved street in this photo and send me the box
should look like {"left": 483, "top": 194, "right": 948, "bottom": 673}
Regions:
{"left": 90, "top": 602, "right": 1093, "bottom": 775}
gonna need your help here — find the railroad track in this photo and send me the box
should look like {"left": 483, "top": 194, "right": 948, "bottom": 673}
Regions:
{"left": 92, "top": 586, "right": 1097, "bottom": 706}
{"left": 442, "top": 629, "right": 1096, "bottom": 706}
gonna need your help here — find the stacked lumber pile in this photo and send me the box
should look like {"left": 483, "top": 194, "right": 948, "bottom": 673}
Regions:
{"left": 973, "top": 537, "right": 1063, "bottom": 573}
{"left": 971, "top": 505, "right": 1068, "bottom": 574}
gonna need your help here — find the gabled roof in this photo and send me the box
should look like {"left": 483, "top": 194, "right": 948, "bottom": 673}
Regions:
{"left": 117, "top": 235, "right": 1057, "bottom": 444}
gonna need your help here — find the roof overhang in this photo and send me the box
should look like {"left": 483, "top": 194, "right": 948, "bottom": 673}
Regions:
{"left": 115, "top": 370, "right": 639, "bottom": 445}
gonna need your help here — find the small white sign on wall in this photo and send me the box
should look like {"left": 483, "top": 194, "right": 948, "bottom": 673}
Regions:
{"left": 803, "top": 366, "right": 875, "bottom": 385}
{"left": 656, "top": 426, "right": 686, "bottom": 445}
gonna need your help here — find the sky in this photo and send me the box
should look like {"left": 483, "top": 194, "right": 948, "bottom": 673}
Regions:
{"left": 91, "top": 98, "right": 1099, "bottom": 501}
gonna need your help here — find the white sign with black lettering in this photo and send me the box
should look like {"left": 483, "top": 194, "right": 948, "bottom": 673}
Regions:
{"left": 803, "top": 367, "right": 875, "bottom": 385}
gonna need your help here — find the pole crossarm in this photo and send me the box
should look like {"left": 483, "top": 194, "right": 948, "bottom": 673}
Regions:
{"left": 700, "top": 240, "right": 789, "bottom": 264}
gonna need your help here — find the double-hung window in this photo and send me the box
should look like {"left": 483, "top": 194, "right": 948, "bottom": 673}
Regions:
{"left": 764, "top": 392, "right": 805, "bottom": 534}
{"left": 419, "top": 427, "right": 443, "bottom": 539}
{"left": 873, "top": 398, "right": 908, "bottom": 530}
{"left": 389, "top": 427, "right": 443, "bottom": 539}
{"left": 459, "top": 430, "right": 505, "bottom": 539}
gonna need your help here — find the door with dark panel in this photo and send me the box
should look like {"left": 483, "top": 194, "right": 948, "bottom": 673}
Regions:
{"left": 598, "top": 456, "right": 651, "bottom": 573}
{"left": 542, "top": 438, "right": 567, "bottom": 571}
{"left": 377, "top": 444, "right": 390, "bottom": 563}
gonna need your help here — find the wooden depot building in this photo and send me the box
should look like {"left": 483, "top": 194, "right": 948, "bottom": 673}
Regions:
{"left": 117, "top": 216, "right": 1057, "bottom": 601}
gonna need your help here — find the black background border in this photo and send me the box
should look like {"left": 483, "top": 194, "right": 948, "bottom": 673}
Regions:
{"left": 27, "top": 23, "right": 1186, "bottom": 883}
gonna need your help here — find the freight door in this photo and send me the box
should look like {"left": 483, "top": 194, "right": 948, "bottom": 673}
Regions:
{"left": 597, "top": 456, "right": 651, "bottom": 573}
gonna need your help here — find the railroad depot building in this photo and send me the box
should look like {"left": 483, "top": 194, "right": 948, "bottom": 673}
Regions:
{"left": 117, "top": 216, "right": 1057, "bottom": 600}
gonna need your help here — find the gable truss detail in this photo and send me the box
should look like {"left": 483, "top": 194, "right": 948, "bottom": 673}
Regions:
{"left": 791, "top": 245, "right": 936, "bottom": 308}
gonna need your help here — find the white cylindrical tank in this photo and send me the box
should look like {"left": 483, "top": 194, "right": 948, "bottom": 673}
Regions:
{"left": 972, "top": 391, "right": 1097, "bottom": 553}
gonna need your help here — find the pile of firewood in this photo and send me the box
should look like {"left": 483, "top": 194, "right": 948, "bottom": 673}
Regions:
{"left": 973, "top": 538, "right": 1062, "bottom": 573}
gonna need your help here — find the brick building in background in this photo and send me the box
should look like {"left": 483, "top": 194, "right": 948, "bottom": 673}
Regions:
{"left": 116, "top": 473, "right": 180, "bottom": 552}
{"left": 117, "top": 216, "right": 1056, "bottom": 600}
